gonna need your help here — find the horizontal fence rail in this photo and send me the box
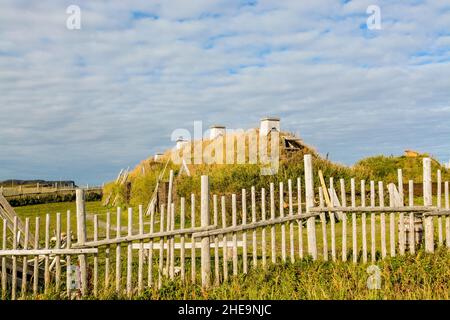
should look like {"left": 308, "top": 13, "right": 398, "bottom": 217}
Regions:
{"left": 1, "top": 156, "right": 450, "bottom": 299}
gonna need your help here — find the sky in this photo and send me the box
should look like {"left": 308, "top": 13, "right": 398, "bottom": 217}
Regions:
{"left": 0, "top": 0, "right": 449, "bottom": 186}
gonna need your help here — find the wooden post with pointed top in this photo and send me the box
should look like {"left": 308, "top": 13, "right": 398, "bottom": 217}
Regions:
{"left": 200, "top": 176, "right": 211, "bottom": 288}
{"left": 304, "top": 155, "right": 317, "bottom": 260}
{"left": 76, "top": 189, "right": 87, "bottom": 297}
{"left": 423, "top": 158, "right": 434, "bottom": 253}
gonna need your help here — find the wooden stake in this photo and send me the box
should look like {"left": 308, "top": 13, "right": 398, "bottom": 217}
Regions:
{"left": 379, "top": 182, "right": 386, "bottom": 259}
{"left": 242, "top": 189, "right": 248, "bottom": 272}
{"left": 423, "top": 158, "right": 434, "bottom": 253}
{"left": 213, "top": 195, "right": 219, "bottom": 284}
{"left": 288, "top": 179, "right": 295, "bottom": 263}
{"left": 200, "top": 176, "right": 211, "bottom": 288}
{"left": 251, "top": 186, "right": 257, "bottom": 268}
{"left": 261, "top": 188, "right": 267, "bottom": 268}
{"left": 351, "top": 178, "right": 357, "bottom": 263}
{"left": 270, "top": 183, "right": 276, "bottom": 264}
{"left": 221, "top": 196, "right": 228, "bottom": 281}
{"left": 126, "top": 208, "right": 133, "bottom": 297}
{"left": 21, "top": 218, "right": 30, "bottom": 298}
{"left": 297, "top": 178, "right": 303, "bottom": 259}
{"left": 115, "top": 207, "right": 122, "bottom": 293}
{"left": 304, "top": 155, "right": 317, "bottom": 260}
{"left": 280, "top": 182, "right": 286, "bottom": 263}
{"left": 33, "top": 217, "right": 39, "bottom": 296}
{"left": 180, "top": 197, "right": 186, "bottom": 282}
{"left": 232, "top": 193, "right": 238, "bottom": 276}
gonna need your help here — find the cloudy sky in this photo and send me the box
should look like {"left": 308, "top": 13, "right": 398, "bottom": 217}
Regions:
{"left": 1, "top": 0, "right": 449, "bottom": 185}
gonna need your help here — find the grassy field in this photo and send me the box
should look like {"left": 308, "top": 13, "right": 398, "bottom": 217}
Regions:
{"left": 22, "top": 248, "right": 450, "bottom": 300}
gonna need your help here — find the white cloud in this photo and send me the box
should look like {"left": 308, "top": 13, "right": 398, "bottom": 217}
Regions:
{"left": 0, "top": 0, "right": 449, "bottom": 184}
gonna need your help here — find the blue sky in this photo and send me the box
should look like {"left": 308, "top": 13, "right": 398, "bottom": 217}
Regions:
{"left": 0, "top": 0, "right": 450, "bottom": 185}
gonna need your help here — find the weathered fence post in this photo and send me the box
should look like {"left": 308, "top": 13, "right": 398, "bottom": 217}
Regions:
{"left": 304, "top": 154, "right": 317, "bottom": 260}
{"left": 200, "top": 175, "right": 211, "bottom": 288}
{"left": 423, "top": 158, "right": 434, "bottom": 253}
{"left": 76, "top": 189, "right": 88, "bottom": 297}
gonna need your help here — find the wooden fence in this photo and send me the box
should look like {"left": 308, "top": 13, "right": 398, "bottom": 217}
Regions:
{"left": 1, "top": 155, "right": 450, "bottom": 299}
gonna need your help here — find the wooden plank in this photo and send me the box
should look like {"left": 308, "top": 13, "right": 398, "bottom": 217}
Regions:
{"left": 126, "top": 208, "right": 133, "bottom": 296}
{"left": 138, "top": 205, "right": 144, "bottom": 293}
{"left": 76, "top": 189, "right": 87, "bottom": 296}
{"left": 200, "top": 175, "right": 211, "bottom": 288}
{"left": 158, "top": 205, "right": 165, "bottom": 289}
{"left": 213, "top": 195, "right": 219, "bottom": 284}
{"left": 361, "top": 181, "right": 367, "bottom": 263}
{"left": 115, "top": 207, "right": 122, "bottom": 293}
{"left": 370, "top": 181, "right": 376, "bottom": 262}
{"left": 319, "top": 188, "right": 328, "bottom": 261}
{"left": 280, "top": 182, "right": 286, "bottom": 263}
{"left": 0, "top": 193, "right": 34, "bottom": 247}
{"left": 297, "top": 178, "right": 303, "bottom": 259}
{"left": 232, "top": 194, "right": 238, "bottom": 276}
{"left": 351, "top": 178, "right": 357, "bottom": 263}
{"left": 261, "top": 188, "right": 267, "bottom": 268}
{"left": 169, "top": 203, "right": 175, "bottom": 280}
{"left": 288, "top": 179, "right": 294, "bottom": 263}
{"left": 0, "top": 248, "right": 99, "bottom": 256}
{"left": 12, "top": 217, "right": 17, "bottom": 300}
{"left": 193, "top": 213, "right": 320, "bottom": 238}
{"left": 399, "top": 212, "right": 405, "bottom": 255}
{"left": 55, "top": 212, "right": 61, "bottom": 293}
{"left": 105, "top": 211, "right": 110, "bottom": 290}
{"left": 190, "top": 194, "right": 196, "bottom": 284}
{"left": 304, "top": 154, "right": 317, "bottom": 260}
{"left": 409, "top": 180, "right": 415, "bottom": 254}
{"left": 33, "top": 217, "right": 40, "bottom": 296}
{"left": 44, "top": 213, "right": 50, "bottom": 295}
{"left": 270, "top": 183, "right": 276, "bottom": 264}
{"left": 423, "top": 158, "right": 434, "bottom": 252}
{"left": 389, "top": 184, "right": 396, "bottom": 257}
{"left": 329, "top": 186, "right": 336, "bottom": 262}
{"left": 165, "top": 203, "right": 170, "bottom": 276}
{"left": 242, "top": 189, "right": 248, "bottom": 272}
{"left": 379, "top": 182, "right": 386, "bottom": 259}
{"left": 446, "top": 182, "right": 450, "bottom": 248}
{"left": 148, "top": 203, "right": 155, "bottom": 287}
{"left": 409, "top": 212, "right": 415, "bottom": 254}
{"left": 342, "top": 210, "right": 347, "bottom": 262}
{"left": 318, "top": 171, "right": 330, "bottom": 261}
{"left": 1, "top": 219, "right": 6, "bottom": 298}
{"left": 221, "top": 196, "right": 228, "bottom": 281}
{"left": 309, "top": 206, "right": 442, "bottom": 213}
{"left": 167, "top": 170, "right": 174, "bottom": 280}
{"left": 398, "top": 169, "right": 404, "bottom": 205}
{"left": 93, "top": 214, "right": 99, "bottom": 296}
{"left": 21, "top": 218, "right": 30, "bottom": 298}
{"left": 251, "top": 186, "right": 257, "bottom": 268}
{"left": 437, "top": 170, "right": 443, "bottom": 246}
{"left": 180, "top": 197, "right": 186, "bottom": 282}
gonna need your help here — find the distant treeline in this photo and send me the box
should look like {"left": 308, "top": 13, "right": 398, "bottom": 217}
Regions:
{"left": 0, "top": 179, "right": 76, "bottom": 187}
{"left": 7, "top": 190, "right": 101, "bottom": 207}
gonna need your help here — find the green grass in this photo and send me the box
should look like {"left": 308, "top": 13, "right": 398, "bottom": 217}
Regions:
{"left": 16, "top": 249, "right": 450, "bottom": 300}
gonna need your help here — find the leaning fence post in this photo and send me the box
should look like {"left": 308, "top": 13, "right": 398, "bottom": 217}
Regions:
{"left": 76, "top": 189, "right": 88, "bottom": 296}
{"left": 304, "top": 154, "right": 317, "bottom": 260}
{"left": 423, "top": 158, "right": 434, "bottom": 253}
{"left": 200, "top": 175, "right": 211, "bottom": 288}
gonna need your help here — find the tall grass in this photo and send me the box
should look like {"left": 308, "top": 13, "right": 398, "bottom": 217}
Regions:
{"left": 18, "top": 249, "right": 450, "bottom": 300}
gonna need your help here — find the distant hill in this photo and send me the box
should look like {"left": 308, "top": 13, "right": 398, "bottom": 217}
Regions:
{"left": 354, "top": 154, "right": 448, "bottom": 182}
